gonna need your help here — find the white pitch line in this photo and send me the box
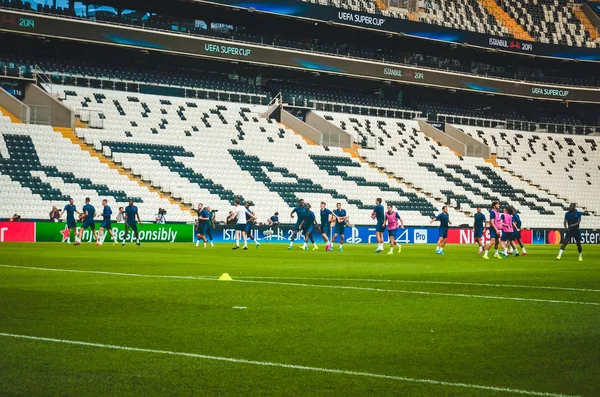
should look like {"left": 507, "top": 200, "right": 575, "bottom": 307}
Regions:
{"left": 0, "top": 332, "right": 580, "bottom": 397}
{"left": 1, "top": 264, "right": 598, "bottom": 307}
{"left": 236, "top": 276, "right": 600, "bottom": 293}
{"left": 232, "top": 278, "right": 600, "bottom": 306}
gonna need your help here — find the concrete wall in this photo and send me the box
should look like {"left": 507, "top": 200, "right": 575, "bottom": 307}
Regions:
{"left": 0, "top": 87, "right": 30, "bottom": 123}
{"left": 23, "top": 84, "right": 73, "bottom": 128}
{"left": 418, "top": 120, "right": 467, "bottom": 156}
{"left": 444, "top": 124, "right": 491, "bottom": 158}
{"left": 260, "top": 102, "right": 281, "bottom": 120}
{"left": 281, "top": 109, "right": 322, "bottom": 144}
{"left": 583, "top": 3, "right": 600, "bottom": 27}
{"left": 305, "top": 111, "right": 353, "bottom": 148}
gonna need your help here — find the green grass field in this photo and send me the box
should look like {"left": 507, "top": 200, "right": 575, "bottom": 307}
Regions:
{"left": 1, "top": 243, "right": 598, "bottom": 397}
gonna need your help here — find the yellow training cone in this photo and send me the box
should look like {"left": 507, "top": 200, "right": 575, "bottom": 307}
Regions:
{"left": 219, "top": 273, "right": 233, "bottom": 281}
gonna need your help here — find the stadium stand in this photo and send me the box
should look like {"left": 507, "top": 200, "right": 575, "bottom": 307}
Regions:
{"left": 1, "top": 1, "right": 599, "bottom": 87}
{"left": 459, "top": 125, "right": 600, "bottom": 214}
{"left": 48, "top": 85, "right": 446, "bottom": 225}
{"left": 418, "top": 0, "right": 507, "bottom": 36}
{"left": 498, "top": 0, "right": 599, "bottom": 48}
{"left": 317, "top": 112, "right": 600, "bottom": 228}
{"left": 1, "top": 2, "right": 600, "bottom": 228}
{"left": 299, "top": 0, "right": 598, "bottom": 47}
{"left": 0, "top": 113, "right": 192, "bottom": 222}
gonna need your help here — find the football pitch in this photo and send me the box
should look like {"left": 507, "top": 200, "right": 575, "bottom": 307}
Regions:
{"left": 1, "top": 243, "right": 598, "bottom": 397}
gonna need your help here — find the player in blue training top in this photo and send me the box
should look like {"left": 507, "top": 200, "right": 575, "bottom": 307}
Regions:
{"left": 483, "top": 201, "right": 503, "bottom": 260}
{"left": 244, "top": 202, "right": 260, "bottom": 248}
{"left": 204, "top": 206, "right": 215, "bottom": 247}
{"left": 97, "top": 199, "right": 118, "bottom": 245}
{"left": 59, "top": 197, "right": 80, "bottom": 244}
{"left": 319, "top": 202, "right": 333, "bottom": 251}
{"left": 123, "top": 199, "right": 142, "bottom": 246}
{"left": 297, "top": 203, "right": 317, "bottom": 251}
{"left": 267, "top": 212, "right": 280, "bottom": 236}
{"left": 473, "top": 207, "right": 487, "bottom": 254}
{"left": 75, "top": 197, "right": 100, "bottom": 246}
{"left": 511, "top": 209, "right": 527, "bottom": 255}
{"left": 195, "top": 203, "right": 210, "bottom": 248}
{"left": 331, "top": 203, "right": 347, "bottom": 252}
{"left": 372, "top": 198, "right": 386, "bottom": 253}
{"left": 288, "top": 199, "right": 306, "bottom": 250}
{"left": 557, "top": 203, "right": 583, "bottom": 261}
{"left": 431, "top": 206, "right": 451, "bottom": 255}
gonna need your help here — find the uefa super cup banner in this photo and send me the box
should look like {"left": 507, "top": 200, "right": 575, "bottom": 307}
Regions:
{"left": 35, "top": 222, "right": 192, "bottom": 243}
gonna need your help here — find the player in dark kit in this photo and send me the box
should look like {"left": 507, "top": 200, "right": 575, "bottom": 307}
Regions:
{"left": 483, "top": 201, "right": 503, "bottom": 260}
{"left": 195, "top": 203, "right": 210, "bottom": 248}
{"left": 244, "top": 202, "right": 260, "bottom": 248}
{"left": 473, "top": 207, "right": 486, "bottom": 254}
{"left": 556, "top": 203, "right": 583, "bottom": 261}
{"left": 299, "top": 203, "right": 318, "bottom": 250}
{"left": 431, "top": 206, "right": 451, "bottom": 255}
{"left": 205, "top": 206, "right": 215, "bottom": 247}
{"left": 331, "top": 203, "right": 347, "bottom": 252}
{"left": 288, "top": 199, "right": 306, "bottom": 250}
{"left": 510, "top": 209, "right": 527, "bottom": 255}
{"left": 319, "top": 202, "right": 333, "bottom": 251}
{"left": 98, "top": 199, "right": 118, "bottom": 245}
{"left": 372, "top": 198, "right": 385, "bottom": 253}
{"left": 75, "top": 197, "right": 100, "bottom": 246}
{"left": 123, "top": 199, "right": 142, "bottom": 246}
{"left": 60, "top": 197, "right": 80, "bottom": 244}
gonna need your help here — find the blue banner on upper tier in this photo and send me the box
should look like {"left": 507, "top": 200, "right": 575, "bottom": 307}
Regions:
{"left": 204, "top": 0, "right": 600, "bottom": 61}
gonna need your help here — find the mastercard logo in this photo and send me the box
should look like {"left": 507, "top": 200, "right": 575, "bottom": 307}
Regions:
{"left": 547, "top": 230, "right": 562, "bottom": 245}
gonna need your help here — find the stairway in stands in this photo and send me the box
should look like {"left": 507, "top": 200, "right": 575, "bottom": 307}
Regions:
{"left": 56, "top": 122, "right": 196, "bottom": 217}
{"left": 478, "top": 0, "right": 534, "bottom": 41}
{"left": 573, "top": 6, "right": 599, "bottom": 41}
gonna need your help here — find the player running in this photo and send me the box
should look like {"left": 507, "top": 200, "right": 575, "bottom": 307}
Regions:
{"left": 473, "top": 207, "right": 486, "bottom": 254}
{"left": 97, "top": 199, "right": 118, "bottom": 245}
{"left": 288, "top": 199, "right": 306, "bottom": 250}
{"left": 122, "top": 199, "right": 142, "bottom": 246}
{"left": 299, "top": 203, "right": 318, "bottom": 250}
{"left": 431, "top": 206, "right": 451, "bottom": 254}
{"left": 75, "top": 197, "right": 100, "bottom": 246}
{"left": 195, "top": 203, "right": 210, "bottom": 248}
{"left": 244, "top": 202, "right": 260, "bottom": 248}
{"left": 331, "top": 203, "right": 347, "bottom": 252}
{"left": 384, "top": 204, "right": 404, "bottom": 255}
{"left": 205, "top": 206, "right": 215, "bottom": 247}
{"left": 59, "top": 197, "right": 80, "bottom": 244}
{"left": 556, "top": 203, "right": 583, "bottom": 261}
{"left": 319, "top": 202, "right": 333, "bottom": 251}
{"left": 483, "top": 201, "right": 503, "bottom": 259}
{"left": 500, "top": 207, "right": 517, "bottom": 257}
{"left": 228, "top": 199, "right": 254, "bottom": 250}
{"left": 373, "top": 198, "right": 386, "bottom": 253}
{"left": 511, "top": 209, "right": 527, "bottom": 255}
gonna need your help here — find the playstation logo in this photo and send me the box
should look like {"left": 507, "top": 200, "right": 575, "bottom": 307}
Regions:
{"left": 346, "top": 227, "right": 363, "bottom": 244}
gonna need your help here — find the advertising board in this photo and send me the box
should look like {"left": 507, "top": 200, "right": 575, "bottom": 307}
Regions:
{"left": 1, "top": 9, "right": 599, "bottom": 103}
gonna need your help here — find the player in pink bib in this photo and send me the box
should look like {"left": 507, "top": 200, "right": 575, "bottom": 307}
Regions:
{"left": 483, "top": 201, "right": 503, "bottom": 259}
{"left": 500, "top": 207, "right": 518, "bottom": 257}
{"left": 384, "top": 205, "right": 404, "bottom": 255}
